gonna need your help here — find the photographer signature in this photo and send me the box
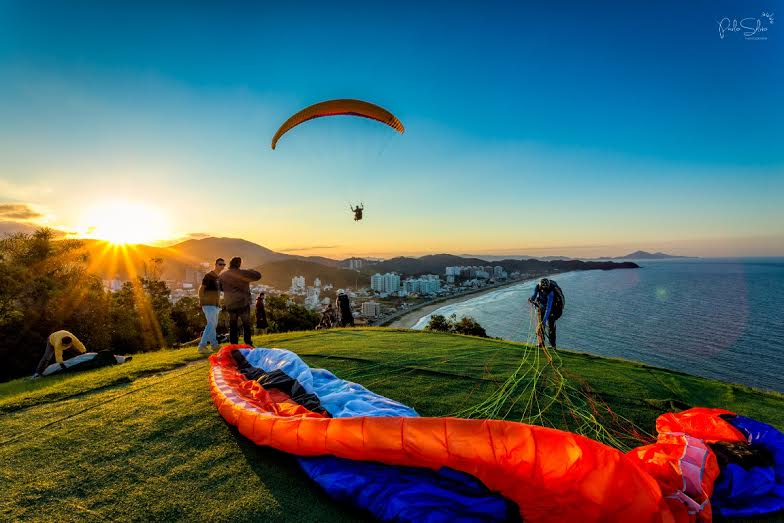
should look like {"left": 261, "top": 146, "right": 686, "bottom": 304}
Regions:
{"left": 718, "top": 12, "right": 774, "bottom": 39}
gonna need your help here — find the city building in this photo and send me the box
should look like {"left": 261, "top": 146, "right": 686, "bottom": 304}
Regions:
{"left": 106, "top": 277, "right": 124, "bottom": 292}
{"left": 290, "top": 276, "right": 306, "bottom": 294}
{"left": 361, "top": 301, "right": 381, "bottom": 317}
{"left": 403, "top": 275, "right": 442, "bottom": 295}
{"left": 445, "top": 266, "right": 461, "bottom": 277}
{"left": 371, "top": 272, "right": 401, "bottom": 294}
{"left": 371, "top": 273, "right": 384, "bottom": 292}
{"left": 304, "top": 286, "right": 321, "bottom": 309}
{"left": 346, "top": 258, "right": 364, "bottom": 270}
{"left": 384, "top": 272, "right": 400, "bottom": 293}
{"left": 185, "top": 266, "right": 206, "bottom": 286}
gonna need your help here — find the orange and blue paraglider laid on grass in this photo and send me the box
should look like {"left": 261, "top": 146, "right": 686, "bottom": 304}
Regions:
{"left": 209, "top": 345, "right": 784, "bottom": 522}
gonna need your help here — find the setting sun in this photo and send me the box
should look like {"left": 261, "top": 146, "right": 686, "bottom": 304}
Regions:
{"left": 79, "top": 200, "right": 172, "bottom": 245}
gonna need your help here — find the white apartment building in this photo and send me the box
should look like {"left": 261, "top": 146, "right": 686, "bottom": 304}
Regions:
{"left": 290, "top": 276, "right": 306, "bottom": 294}
{"left": 304, "top": 287, "right": 321, "bottom": 309}
{"left": 361, "top": 301, "right": 381, "bottom": 317}
{"left": 371, "top": 272, "right": 400, "bottom": 293}
{"left": 403, "top": 275, "right": 441, "bottom": 295}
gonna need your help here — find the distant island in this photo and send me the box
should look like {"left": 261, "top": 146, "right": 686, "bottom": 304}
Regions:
{"left": 597, "top": 250, "right": 697, "bottom": 260}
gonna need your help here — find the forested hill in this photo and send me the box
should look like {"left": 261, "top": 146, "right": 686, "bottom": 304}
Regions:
{"left": 371, "top": 254, "right": 639, "bottom": 275}
{"left": 256, "top": 259, "right": 370, "bottom": 291}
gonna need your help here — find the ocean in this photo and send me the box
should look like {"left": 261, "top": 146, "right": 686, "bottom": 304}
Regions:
{"left": 412, "top": 259, "right": 784, "bottom": 393}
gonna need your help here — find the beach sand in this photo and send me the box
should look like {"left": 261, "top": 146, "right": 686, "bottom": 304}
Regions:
{"left": 388, "top": 280, "right": 528, "bottom": 329}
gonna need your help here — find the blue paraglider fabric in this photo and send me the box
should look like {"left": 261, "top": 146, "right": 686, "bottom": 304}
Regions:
{"left": 237, "top": 348, "right": 517, "bottom": 522}
{"left": 299, "top": 457, "right": 517, "bottom": 523}
{"left": 712, "top": 415, "right": 784, "bottom": 517}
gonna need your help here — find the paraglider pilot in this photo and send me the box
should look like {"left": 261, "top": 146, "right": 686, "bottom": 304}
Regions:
{"left": 350, "top": 203, "right": 364, "bottom": 221}
{"left": 528, "top": 278, "right": 564, "bottom": 349}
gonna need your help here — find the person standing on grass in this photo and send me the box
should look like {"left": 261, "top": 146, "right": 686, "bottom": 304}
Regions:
{"left": 34, "top": 330, "right": 87, "bottom": 377}
{"left": 255, "top": 292, "right": 269, "bottom": 334}
{"left": 336, "top": 290, "right": 354, "bottom": 327}
{"left": 528, "top": 278, "right": 565, "bottom": 349}
{"left": 219, "top": 257, "right": 261, "bottom": 345}
{"left": 197, "top": 258, "right": 225, "bottom": 354}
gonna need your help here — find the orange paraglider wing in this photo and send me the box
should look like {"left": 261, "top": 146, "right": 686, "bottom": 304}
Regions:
{"left": 271, "top": 99, "right": 404, "bottom": 149}
{"left": 209, "top": 345, "right": 671, "bottom": 523}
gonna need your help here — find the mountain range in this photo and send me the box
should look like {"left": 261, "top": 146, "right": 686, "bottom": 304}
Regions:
{"left": 82, "top": 237, "right": 341, "bottom": 281}
{"left": 76, "top": 237, "right": 639, "bottom": 287}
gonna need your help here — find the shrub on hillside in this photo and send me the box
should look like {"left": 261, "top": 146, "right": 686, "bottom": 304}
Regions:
{"left": 425, "top": 313, "right": 488, "bottom": 337}
{"left": 265, "top": 294, "right": 319, "bottom": 333}
{"left": 171, "top": 297, "right": 206, "bottom": 343}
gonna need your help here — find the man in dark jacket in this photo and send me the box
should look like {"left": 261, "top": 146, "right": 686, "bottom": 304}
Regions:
{"left": 219, "top": 257, "right": 262, "bottom": 345}
{"left": 197, "top": 258, "right": 225, "bottom": 354}
{"left": 528, "top": 278, "right": 565, "bottom": 349}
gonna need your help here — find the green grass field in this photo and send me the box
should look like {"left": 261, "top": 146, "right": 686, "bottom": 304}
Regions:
{"left": 1, "top": 328, "right": 782, "bottom": 522}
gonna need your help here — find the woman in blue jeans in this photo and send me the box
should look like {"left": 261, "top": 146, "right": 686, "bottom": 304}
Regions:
{"left": 198, "top": 258, "right": 225, "bottom": 354}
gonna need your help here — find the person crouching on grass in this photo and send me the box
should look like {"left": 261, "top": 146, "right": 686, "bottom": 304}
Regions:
{"left": 34, "top": 330, "right": 87, "bottom": 377}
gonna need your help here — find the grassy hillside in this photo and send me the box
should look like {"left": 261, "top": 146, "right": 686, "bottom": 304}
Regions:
{"left": 1, "top": 329, "right": 782, "bottom": 522}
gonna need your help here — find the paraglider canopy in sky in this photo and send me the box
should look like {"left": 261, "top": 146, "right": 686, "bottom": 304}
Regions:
{"left": 271, "top": 99, "right": 404, "bottom": 150}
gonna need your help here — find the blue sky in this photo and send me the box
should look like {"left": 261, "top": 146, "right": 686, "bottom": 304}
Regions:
{"left": 0, "top": 1, "right": 782, "bottom": 257}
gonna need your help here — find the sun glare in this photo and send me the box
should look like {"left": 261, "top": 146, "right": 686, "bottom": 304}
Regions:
{"left": 80, "top": 200, "right": 172, "bottom": 245}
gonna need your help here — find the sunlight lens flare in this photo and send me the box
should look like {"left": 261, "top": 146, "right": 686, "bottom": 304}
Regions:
{"left": 80, "top": 200, "right": 172, "bottom": 245}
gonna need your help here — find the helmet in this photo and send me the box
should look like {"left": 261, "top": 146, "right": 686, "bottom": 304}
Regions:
{"left": 539, "top": 278, "right": 551, "bottom": 290}
{"left": 337, "top": 289, "right": 345, "bottom": 295}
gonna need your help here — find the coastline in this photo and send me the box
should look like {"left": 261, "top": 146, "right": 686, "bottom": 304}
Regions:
{"left": 385, "top": 278, "right": 532, "bottom": 329}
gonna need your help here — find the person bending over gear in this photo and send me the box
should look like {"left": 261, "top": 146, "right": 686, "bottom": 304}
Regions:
{"left": 528, "top": 278, "right": 565, "bottom": 349}
{"left": 317, "top": 303, "right": 336, "bottom": 329}
{"left": 34, "top": 330, "right": 87, "bottom": 377}
{"left": 219, "top": 257, "right": 262, "bottom": 345}
{"left": 350, "top": 203, "right": 364, "bottom": 221}
{"left": 336, "top": 290, "right": 355, "bottom": 327}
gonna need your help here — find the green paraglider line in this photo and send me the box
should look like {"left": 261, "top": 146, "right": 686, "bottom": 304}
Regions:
{"left": 453, "top": 305, "right": 652, "bottom": 451}
{"left": 305, "top": 306, "right": 652, "bottom": 450}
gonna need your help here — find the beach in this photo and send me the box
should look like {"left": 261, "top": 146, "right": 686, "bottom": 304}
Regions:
{"left": 386, "top": 279, "right": 529, "bottom": 329}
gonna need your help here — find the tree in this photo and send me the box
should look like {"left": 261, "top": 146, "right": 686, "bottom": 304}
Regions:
{"left": 171, "top": 297, "right": 206, "bottom": 343}
{"left": 140, "top": 278, "right": 175, "bottom": 348}
{"left": 109, "top": 282, "right": 144, "bottom": 353}
{"left": 425, "top": 313, "right": 488, "bottom": 338}
{"left": 265, "top": 294, "right": 319, "bottom": 333}
{"left": 453, "top": 316, "right": 488, "bottom": 337}
{"left": 425, "top": 314, "right": 452, "bottom": 333}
